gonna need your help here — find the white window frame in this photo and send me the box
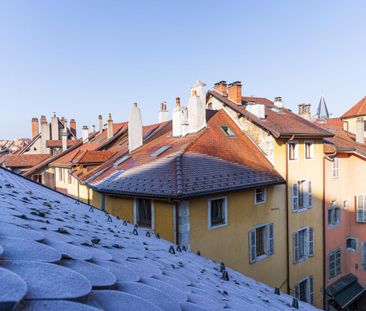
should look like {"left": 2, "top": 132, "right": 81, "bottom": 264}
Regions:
{"left": 328, "top": 203, "right": 342, "bottom": 227}
{"left": 249, "top": 223, "right": 274, "bottom": 263}
{"left": 288, "top": 140, "right": 299, "bottom": 161}
{"left": 304, "top": 140, "right": 315, "bottom": 160}
{"left": 346, "top": 237, "right": 358, "bottom": 253}
{"left": 292, "top": 179, "right": 312, "bottom": 212}
{"left": 356, "top": 195, "right": 366, "bottom": 223}
{"left": 208, "top": 196, "right": 228, "bottom": 230}
{"left": 133, "top": 198, "right": 155, "bottom": 230}
{"left": 254, "top": 188, "right": 267, "bottom": 205}
{"left": 331, "top": 158, "right": 339, "bottom": 178}
{"left": 293, "top": 226, "right": 314, "bottom": 264}
{"left": 328, "top": 248, "right": 342, "bottom": 280}
{"left": 294, "top": 275, "right": 314, "bottom": 305}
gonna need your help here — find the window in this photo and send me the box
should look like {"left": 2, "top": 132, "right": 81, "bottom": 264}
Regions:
{"left": 208, "top": 197, "right": 228, "bottom": 229}
{"left": 135, "top": 199, "right": 153, "bottom": 228}
{"left": 346, "top": 237, "right": 358, "bottom": 252}
{"left": 151, "top": 146, "right": 171, "bottom": 157}
{"left": 294, "top": 276, "right": 314, "bottom": 305}
{"left": 221, "top": 126, "right": 235, "bottom": 137}
{"left": 332, "top": 158, "right": 339, "bottom": 178}
{"left": 361, "top": 242, "right": 366, "bottom": 270}
{"left": 254, "top": 188, "right": 266, "bottom": 205}
{"left": 304, "top": 141, "right": 314, "bottom": 159}
{"left": 292, "top": 180, "right": 312, "bottom": 211}
{"left": 288, "top": 141, "right": 298, "bottom": 160}
{"left": 249, "top": 223, "right": 274, "bottom": 263}
{"left": 328, "top": 248, "right": 342, "bottom": 279}
{"left": 293, "top": 227, "right": 314, "bottom": 263}
{"left": 328, "top": 204, "right": 341, "bottom": 226}
{"left": 356, "top": 195, "right": 366, "bottom": 223}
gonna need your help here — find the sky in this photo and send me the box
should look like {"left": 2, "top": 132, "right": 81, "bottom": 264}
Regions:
{"left": 0, "top": 0, "right": 366, "bottom": 139}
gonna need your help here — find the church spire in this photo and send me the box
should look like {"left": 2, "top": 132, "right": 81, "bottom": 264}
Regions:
{"left": 317, "top": 96, "right": 330, "bottom": 119}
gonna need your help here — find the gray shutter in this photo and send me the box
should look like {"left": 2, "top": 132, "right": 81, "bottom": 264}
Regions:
{"left": 336, "top": 208, "right": 341, "bottom": 224}
{"left": 309, "top": 276, "right": 314, "bottom": 305}
{"left": 308, "top": 181, "right": 312, "bottom": 208}
{"left": 292, "top": 183, "right": 298, "bottom": 211}
{"left": 267, "top": 223, "right": 274, "bottom": 255}
{"left": 249, "top": 229, "right": 256, "bottom": 263}
{"left": 309, "top": 227, "right": 314, "bottom": 257}
{"left": 294, "top": 283, "right": 299, "bottom": 299}
{"left": 293, "top": 232, "right": 299, "bottom": 263}
{"left": 362, "top": 242, "right": 366, "bottom": 270}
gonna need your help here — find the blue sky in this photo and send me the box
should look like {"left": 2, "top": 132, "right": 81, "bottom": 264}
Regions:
{"left": 1, "top": 0, "right": 366, "bottom": 139}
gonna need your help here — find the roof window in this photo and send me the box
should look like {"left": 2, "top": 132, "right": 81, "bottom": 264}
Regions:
{"left": 221, "top": 126, "right": 235, "bottom": 137}
{"left": 151, "top": 146, "right": 171, "bottom": 157}
{"left": 113, "top": 155, "right": 131, "bottom": 167}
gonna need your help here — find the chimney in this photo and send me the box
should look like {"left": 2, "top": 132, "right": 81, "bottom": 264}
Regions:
{"left": 70, "top": 119, "right": 76, "bottom": 137}
{"left": 128, "top": 103, "right": 143, "bottom": 152}
{"left": 82, "top": 126, "right": 89, "bottom": 143}
{"left": 298, "top": 103, "right": 312, "bottom": 121}
{"left": 92, "top": 125, "right": 96, "bottom": 132}
{"left": 31, "top": 117, "right": 39, "bottom": 138}
{"left": 173, "top": 97, "right": 182, "bottom": 137}
{"left": 61, "top": 132, "right": 68, "bottom": 151}
{"left": 107, "top": 113, "right": 113, "bottom": 139}
{"left": 246, "top": 103, "right": 265, "bottom": 119}
{"left": 274, "top": 97, "right": 283, "bottom": 108}
{"left": 356, "top": 117, "right": 364, "bottom": 144}
{"left": 40, "top": 115, "right": 47, "bottom": 125}
{"left": 40, "top": 116, "right": 50, "bottom": 152}
{"left": 158, "top": 102, "right": 169, "bottom": 123}
{"left": 51, "top": 113, "right": 59, "bottom": 141}
{"left": 98, "top": 115, "right": 103, "bottom": 131}
{"left": 60, "top": 117, "right": 66, "bottom": 126}
{"left": 227, "top": 81, "right": 242, "bottom": 104}
{"left": 214, "top": 81, "right": 227, "bottom": 96}
{"left": 187, "top": 83, "right": 207, "bottom": 133}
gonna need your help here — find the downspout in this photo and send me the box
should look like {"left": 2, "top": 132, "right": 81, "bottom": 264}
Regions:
{"left": 285, "top": 139, "right": 290, "bottom": 295}
{"left": 323, "top": 155, "right": 326, "bottom": 310}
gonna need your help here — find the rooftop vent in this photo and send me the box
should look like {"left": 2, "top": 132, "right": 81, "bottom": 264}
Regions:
{"left": 151, "top": 145, "right": 171, "bottom": 157}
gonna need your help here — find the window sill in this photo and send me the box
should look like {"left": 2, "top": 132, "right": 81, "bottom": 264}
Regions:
{"left": 328, "top": 223, "right": 341, "bottom": 229}
{"left": 295, "top": 256, "right": 309, "bottom": 264}
{"left": 346, "top": 248, "right": 357, "bottom": 253}
{"left": 255, "top": 201, "right": 266, "bottom": 206}
{"left": 293, "top": 208, "right": 310, "bottom": 213}
{"left": 208, "top": 222, "right": 228, "bottom": 230}
{"left": 254, "top": 254, "right": 270, "bottom": 263}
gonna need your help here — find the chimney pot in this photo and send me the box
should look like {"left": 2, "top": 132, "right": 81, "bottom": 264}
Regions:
{"left": 107, "top": 114, "right": 113, "bottom": 139}
{"left": 176, "top": 97, "right": 181, "bottom": 108}
{"left": 158, "top": 102, "right": 169, "bottom": 123}
{"left": 31, "top": 117, "right": 39, "bottom": 138}
{"left": 98, "top": 115, "right": 103, "bottom": 131}
{"left": 70, "top": 119, "right": 77, "bottom": 137}
{"left": 274, "top": 97, "right": 283, "bottom": 108}
{"left": 214, "top": 81, "right": 228, "bottom": 96}
{"left": 82, "top": 126, "right": 89, "bottom": 143}
{"left": 227, "top": 81, "right": 242, "bottom": 104}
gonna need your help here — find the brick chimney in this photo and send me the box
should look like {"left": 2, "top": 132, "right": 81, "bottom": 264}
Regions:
{"left": 70, "top": 119, "right": 76, "bottom": 137}
{"left": 214, "top": 81, "right": 227, "bottom": 96}
{"left": 227, "top": 81, "right": 242, "bottom": 104}
{"left": 98, "top": 115, "right": 103, "bottom": 131}
{"left": 128, "top": 103, "right": 143, "bottom": 152}
{"left": 107, "top": 113, "right": 113, "bottom": 139}
{"left": 31, "top": 117, "right": 39, "bottom": 138}
{"left": 356, "top": 117, "right": 364, "bottom": 144}
{"left": 158, "top": 102, "right": 169, "bottom": 123}
{"left": 82, "top": 126, "right": 89, "bottom": 143}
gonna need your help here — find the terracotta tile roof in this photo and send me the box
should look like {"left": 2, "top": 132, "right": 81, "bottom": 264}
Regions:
{"left": 315, "top": 118, "right": 366, "bottom": 157}
{"left": 46, "top": 140, "right": 79, "bottom": 148}
{"left": 4, "top": 154, "right": 51, "bottom": 168}
{"left": 88, "top": 110, "right": 284, "bottom": 199}
{"left": 341, "top": 96, "right": 366, "bottom": 119}
{"left": 209, "top": 91, "right": 333, "bottom": 138}
{"left": 74, "top": 150, "right": 117, "bottom": 164}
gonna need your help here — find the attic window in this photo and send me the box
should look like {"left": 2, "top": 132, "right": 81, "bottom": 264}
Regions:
{"left": 113, "top": 155, "right": 131, "bottom": 167}
{"left": 97, "top": 137, "right": 107, "bottom": 144}
{"left": 221, "top": 126, "right": 235, "bottom": 136}
{"left": 151, "top": 145, "right": 171, "bottom": 157}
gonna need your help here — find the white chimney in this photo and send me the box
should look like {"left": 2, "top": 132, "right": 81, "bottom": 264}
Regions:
{"left": 181, "top": 107, "right": 189, "bottom": 136}
{"left": 51, "top": 113, "right": 59, "bottom": 141}
{"left": 173, "top": 97, "right": 182, "bottom": 137}
{"left": 82, "top": 126, "right": 89, "bottom": 143}
{"left": 128, "top": 103, "right": 143, "bottom": 152}
{"left": 98, "top": 115, "right": 103, "bottom": 131}
{"left": 356, "top": 117, "right": 364, "bottom": 144}
{"left": 246, "top": 103, "right": 265, "bottom": 119}
{"left": 158, "top": 102, "right": 169, "bottom": 123}
{"left": 188, "top": 81, "right": 207, "bottom": 134}
{"left": 274, "top": 97, "right": 283, "bottom": 108}
{"left": 107, "top": 113, "right": 113, "bottom": 139}
{"left": 61, "top": 132, "right": 67, "bottom": 151}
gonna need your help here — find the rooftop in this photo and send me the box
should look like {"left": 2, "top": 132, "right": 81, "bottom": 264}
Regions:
{"left": 341, "top": 96, "right": 366, "bottom": 119}
{"left": 0, "top": 167, "right": 318, "bottom": 310}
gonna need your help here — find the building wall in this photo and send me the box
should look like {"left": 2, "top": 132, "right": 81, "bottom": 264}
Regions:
{"left": 342, "top": 116, "right": 366, "bottom": 137}
{"left": 189, "top": 185, "right": 288, "bottom": 290}
{"left": 274, "top": 138, "right": 324, "bottom": 308}
{"left": 325, "top": 153, "right": 366, "bottom": 288}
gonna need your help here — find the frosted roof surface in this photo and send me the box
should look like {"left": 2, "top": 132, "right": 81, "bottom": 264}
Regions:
{"left": 0, "top": 168, "right": 320, "bottom": 310}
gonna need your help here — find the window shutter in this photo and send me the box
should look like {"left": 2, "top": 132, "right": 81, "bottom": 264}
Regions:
{"left": 307, "top": 181, "right": 312, "bottom": 208}
{"left": 362, "top": 242, "right": 366, "bottom": 270}
{"left": 249, "top": 229, "right": 256, "bottom": 263}
{"left": 294, "top": 283, "right": 299, "bottom": 299}
{"left": 336, "top": 208, "right": 341, "bottom": 224}
{"left": 309, "top": 227, "right": 314, "bottom": 257}
{"left": 309, "top": 276, "right": 314, "bottom": 305}
{"left": 267, "top": 223, "right": 274, "bottom": 255}
{"left": 292, "top": 183, "right": 298, "bottom": 211}
{"left": 293, "top": 232, "right": 299, "bottom": 263}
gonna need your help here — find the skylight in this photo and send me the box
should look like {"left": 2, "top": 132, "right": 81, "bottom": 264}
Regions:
{"left": 151, "top": 145, "right": 171, "bottom": 157}
{"left": 97, "top": 137, "right": 107, "bottom": 144}
{"left": 221, "top": 126, "right": 235, "bottom": 137}
{"left": 113, "top": 155, "right": 131, "bottom": 167}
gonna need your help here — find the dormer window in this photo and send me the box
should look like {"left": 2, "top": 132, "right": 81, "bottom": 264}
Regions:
{"left": 221, "top": 126, "right": 235, "bottom": 137}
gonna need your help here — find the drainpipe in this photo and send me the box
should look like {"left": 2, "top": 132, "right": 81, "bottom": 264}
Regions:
{"left": 285, "top": 139, "right": 290, "bottom": 295}
{"left": 323, "top": 155, "right": 326, "bottom": 310}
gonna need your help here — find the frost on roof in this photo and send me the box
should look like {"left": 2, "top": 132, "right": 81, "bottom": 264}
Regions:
{"left": 0, "top": 167, "right": 319, "bottom": 311}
